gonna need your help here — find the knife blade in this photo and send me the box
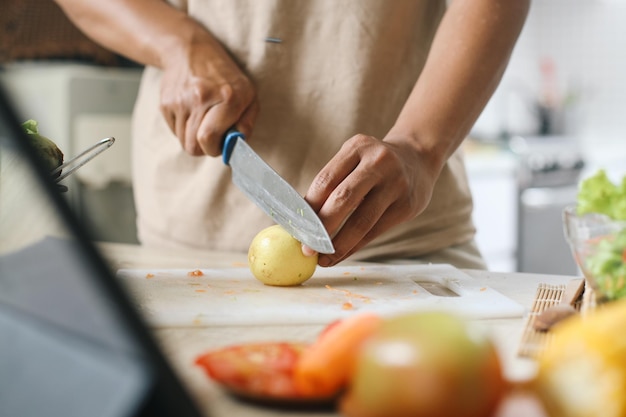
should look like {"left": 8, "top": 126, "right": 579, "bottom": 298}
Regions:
{"left": 222, "top": 130, "right": 335, "bottom": 254}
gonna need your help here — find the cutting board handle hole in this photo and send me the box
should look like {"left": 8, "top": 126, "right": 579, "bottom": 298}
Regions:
{"left": 415, "top": 282, "right": 460, "bottom": 297}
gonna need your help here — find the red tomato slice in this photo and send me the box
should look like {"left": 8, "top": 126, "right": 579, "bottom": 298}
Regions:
{"left": 195, "top": 342, "right": 324, "bottom": 401}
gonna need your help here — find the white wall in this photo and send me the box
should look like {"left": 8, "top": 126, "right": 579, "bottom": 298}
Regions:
{"left": 468, "top": 0, "right": 626, "bottom": 272}
{"left": 474, "top": 0, "right": 626, "bottom": 177}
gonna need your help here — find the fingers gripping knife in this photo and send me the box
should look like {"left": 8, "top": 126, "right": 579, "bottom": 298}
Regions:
{"left": 222, "top": 130, "right": 335, "bottom": 254}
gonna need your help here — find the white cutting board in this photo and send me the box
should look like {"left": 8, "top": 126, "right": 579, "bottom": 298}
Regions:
{"left": 116, "top": 264, "right": 525, "bottom": 327}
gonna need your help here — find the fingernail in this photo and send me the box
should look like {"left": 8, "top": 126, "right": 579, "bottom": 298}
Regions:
{"left": 301, "top": 245, "right": 317, "bottom": 257}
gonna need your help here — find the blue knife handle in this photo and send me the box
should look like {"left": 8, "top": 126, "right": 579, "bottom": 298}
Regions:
{"left": 222, "top": 129, "right": 246, "bottom": 166}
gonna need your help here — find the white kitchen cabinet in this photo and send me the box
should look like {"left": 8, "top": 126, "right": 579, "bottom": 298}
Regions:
{"left": 464, "top": 149, "right": 519, "bottom": 272}
{"left": 0, "top": 62, "right": 142, "bottom": 243}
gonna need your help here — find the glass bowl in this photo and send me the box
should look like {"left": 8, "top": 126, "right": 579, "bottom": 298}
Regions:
{"left": 563, "top": 205, "right": 626, "bottom": 304}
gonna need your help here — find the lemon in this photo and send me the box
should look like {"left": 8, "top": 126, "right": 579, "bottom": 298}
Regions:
{"left": 248, "top": 225, "right": 318, "bottom": 286}
{"left": 533, "top": 299, "right": 626, "bottom": 417}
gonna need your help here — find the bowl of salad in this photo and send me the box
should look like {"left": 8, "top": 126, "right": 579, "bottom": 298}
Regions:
{"left": 563, "top": 170, "right": 626, "bottom": 304}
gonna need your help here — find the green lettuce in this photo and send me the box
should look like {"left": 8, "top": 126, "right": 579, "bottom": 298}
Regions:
{"left": 577, "top": 169, "right": 626, "bottom": 301}
{"left": 577, "top": 169, "right": 626, "bottom": 221}
{"left": 20, "top": 119, "right": 64, "bottom": 176}
{"left": 585, "top": 230, "right": 626, "bottom": 301}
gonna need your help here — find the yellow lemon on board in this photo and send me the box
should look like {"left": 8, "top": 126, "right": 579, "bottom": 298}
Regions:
{"left": 248, "top": 225, "right": 318, "bottom": 286}
{"left": 533, "top": 298, "right": 626, "bottom": 417}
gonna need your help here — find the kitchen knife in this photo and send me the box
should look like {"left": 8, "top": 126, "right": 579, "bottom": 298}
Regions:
{"left": 222, "top": 130, "right": 335, "bottom": 254}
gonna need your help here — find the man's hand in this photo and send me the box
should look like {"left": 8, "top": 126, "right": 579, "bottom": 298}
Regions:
{"left": 160, "top": 35, "right": 259, "bottom": 156}
{"left": 305, "top": 133, "right": 439, "bottom": 267}
{"left": 307, "top": 0, "right": 530, "bottom": 266}
{"left": 53, "top": 0, "right": 259, "bottom": 157}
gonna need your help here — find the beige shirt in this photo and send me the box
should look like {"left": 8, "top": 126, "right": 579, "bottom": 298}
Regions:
{"left": 131, "top": 0, "right": 476, "bottom": 260}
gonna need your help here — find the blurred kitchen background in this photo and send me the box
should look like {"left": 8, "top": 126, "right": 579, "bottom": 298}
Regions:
{"left": 1, "top": 0, "right": 625, "bottom": 275}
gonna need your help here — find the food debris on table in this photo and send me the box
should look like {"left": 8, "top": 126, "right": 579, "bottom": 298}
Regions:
{"left": 188, "top": 269, "right": 204, "bottom": 277}
{"left": 192, "top": 314, "right": 207, "bottom": 326}
{"left": 324, "top": 285, "right": 372, "bottom": 308}
{"left": 145, "top": 273, "right": 155, "bottom": 279}
{"left": 324, "top": 285, "right": 370, "bottom": 300}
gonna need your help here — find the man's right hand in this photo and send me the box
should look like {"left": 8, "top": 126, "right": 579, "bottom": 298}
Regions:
{"left": 160, "top": 31, "right": 259, "bottom": 157}
{"left": 53, "top": 0, "right": 259, "bottom": 157}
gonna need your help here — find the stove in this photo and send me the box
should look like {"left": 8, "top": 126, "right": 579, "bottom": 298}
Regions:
{"left": 509, "top": 135, "right": 585, "bottom": 275}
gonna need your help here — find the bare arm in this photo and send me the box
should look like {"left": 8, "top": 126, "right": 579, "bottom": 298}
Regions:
{"left": 54, "top": 0, "right": 196, "bottom": 70}
{"left": 391, "top": 0, "right": 531, "bottom": 174}
{"left": 54, "top": 0, "right": 259, "bottom": 156}
{"left": 306, "top": 0, "right": 531, "bottom": 266}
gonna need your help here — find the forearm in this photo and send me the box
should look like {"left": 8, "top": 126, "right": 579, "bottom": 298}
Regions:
{"left": 56, "top": 0, "right": 258, "bottom": 157}
{"left": 388, "top": 0, "right": 530, "bottom": 172}
{"left": 53, "top": 0, "right": 211, "bottom": 68}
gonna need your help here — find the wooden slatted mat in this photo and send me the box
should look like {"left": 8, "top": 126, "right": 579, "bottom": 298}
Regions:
{"left": 518, "top": 282, "right": 585, "bottom": 359}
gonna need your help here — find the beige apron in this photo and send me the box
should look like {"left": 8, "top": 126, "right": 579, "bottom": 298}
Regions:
{"left": 131, "top": 0, "right": 477, "bottom": 262}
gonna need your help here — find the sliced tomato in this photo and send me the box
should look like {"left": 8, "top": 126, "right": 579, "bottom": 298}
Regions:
{"left": 195, "top": 342, "right": 314, "bottom": 400}
{"left": 195, "top": 316, "right": 382, "bottom": 403}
